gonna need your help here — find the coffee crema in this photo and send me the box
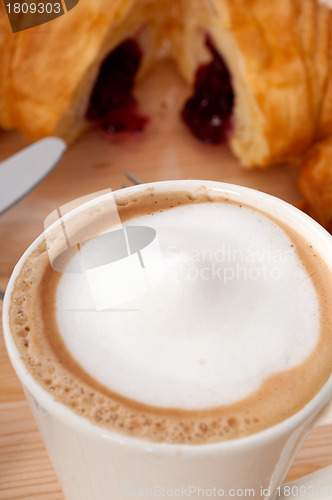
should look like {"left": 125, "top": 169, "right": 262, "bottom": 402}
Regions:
{"left": 9, "top": 188, "right": 332, "bottom": 444}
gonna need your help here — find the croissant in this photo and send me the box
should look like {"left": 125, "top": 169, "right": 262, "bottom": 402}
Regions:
{"left": 0, "top": 0, "right": 331, "bottom": 169}
{"left": 299, "top": 135, "right": 332, "bottom": 230}
{"left": 0, "top": 0, "right": 173, "bottom": 143}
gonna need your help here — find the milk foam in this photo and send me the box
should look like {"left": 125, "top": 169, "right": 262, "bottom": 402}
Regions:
{"left": 56, "top": 202, "right": 319, "bottom": 409}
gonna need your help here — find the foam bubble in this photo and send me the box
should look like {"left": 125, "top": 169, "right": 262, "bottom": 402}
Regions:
{"left": 56, "top": 202, "right": 320, "bottom": 409}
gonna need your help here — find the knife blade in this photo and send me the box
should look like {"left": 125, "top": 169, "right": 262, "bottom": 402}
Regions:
{"left": 0, "top": 137, "right": 67, "bottom": 215}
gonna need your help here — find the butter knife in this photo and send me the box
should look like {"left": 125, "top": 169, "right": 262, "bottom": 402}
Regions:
{"left": 0, "top": 137, "right": 67, "bottom": 215}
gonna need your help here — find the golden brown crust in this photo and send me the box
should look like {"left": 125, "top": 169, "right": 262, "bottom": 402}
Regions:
{"left": 227, "top": 0, "right": 316, "bottom": 166}
{"left": 294, "top": 0, "right": 332, "bottom": 140}
{"left": 0, "top": 0, "right": 173, "bottom": 142}
{"left": 1, "top": 0, "right": 138, "bottom": 142}
{"left": 299, "top": 134, "right": 332, "bottom": 230}
{"left": 175, "top": 0, "right": 332, "bottom": 167}
{"left": 0, "top": 0, "right": 331, "bottom": 169}
{"left": 0, "top": 2, "right": 16, "bottom": 129}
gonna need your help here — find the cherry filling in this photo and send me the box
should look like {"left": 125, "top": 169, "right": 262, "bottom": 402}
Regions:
{"left": 181, "top": 37, "right": 234, "bottom": 144}
{"left": 86, "top": 39, "right": 148, "bottom": 134}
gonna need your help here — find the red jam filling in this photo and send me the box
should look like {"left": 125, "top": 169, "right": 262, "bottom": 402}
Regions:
{"left": 86, "top": 39, "right": 148, "bottom": 135}
{"left": 181, "top": 37, "right": 234, "bottom": 144}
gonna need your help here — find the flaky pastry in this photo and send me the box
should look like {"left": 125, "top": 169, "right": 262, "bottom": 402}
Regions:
{"left": 299, "top": 135, "right": 332, "bottom": 230}
{"left": 0, "top": 0, "right": 331, "bottom": 169}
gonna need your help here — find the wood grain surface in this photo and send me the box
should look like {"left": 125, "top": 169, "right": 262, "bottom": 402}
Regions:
{"left": 0, "top": 60, "right": 331, "bottom": 499}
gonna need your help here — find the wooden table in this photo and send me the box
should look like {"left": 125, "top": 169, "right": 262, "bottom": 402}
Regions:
{"left": 0, "top": 60, "right": 331, "bottom": 499}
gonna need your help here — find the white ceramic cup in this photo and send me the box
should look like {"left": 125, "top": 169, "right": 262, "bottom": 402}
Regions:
{"left": 3, "top": 180, "right": 332, "bottom": 500}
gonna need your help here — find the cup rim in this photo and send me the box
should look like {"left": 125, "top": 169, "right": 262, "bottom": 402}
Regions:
{"left": 3, "top": 179, "right": 332, "bottom": 455}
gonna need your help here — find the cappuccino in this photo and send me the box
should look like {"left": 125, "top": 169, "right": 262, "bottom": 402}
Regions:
{"left": 9, "top": 185, "right": 332, "bottom": 444}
